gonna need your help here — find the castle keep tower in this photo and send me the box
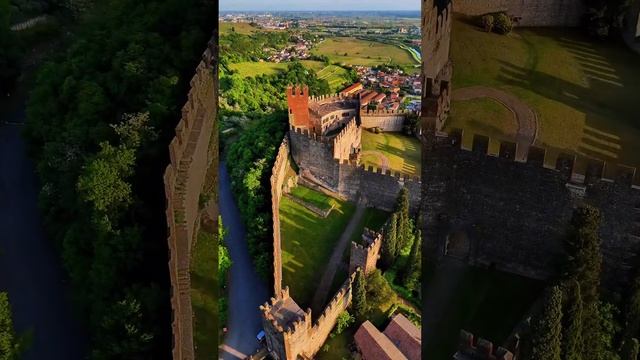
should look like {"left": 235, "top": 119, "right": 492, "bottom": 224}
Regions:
{"left": 287, "top": 85, "right": 311, "bottom": 129}
{"left": 421, "top": 0, "right": 453, "bottom": 133}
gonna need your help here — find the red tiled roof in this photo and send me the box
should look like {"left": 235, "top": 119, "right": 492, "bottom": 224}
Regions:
{"left": 383, "top": 314, "right": 421, "bottom": 360}
{"left": 360, "top": 91, "right": 379, "bottom": 105}
{"left": 373, "top": 93, "right": 387, "bottom": 102}
{"left": 355, "top": 321, "right": 409, "bottom": 360}
{"left": 340, "top": 82, "right": 363, "bottom": 95}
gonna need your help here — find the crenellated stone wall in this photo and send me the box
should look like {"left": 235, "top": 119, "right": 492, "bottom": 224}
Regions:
{"left": 455, "top": 330, "right": 515, "bottom": 360}
{"left": 163, "top": 39, "right": 216, "bottom": 360}
{"left": 453, "top": 0, "right": 585, "bottom": 27}
{"left": 260, "top": 275, "right": 356, "bottom": 360}
{"left": 271, "top": 139, "right": 291, "bottom": 296}
{"left": 349, "top": 228, "right": 383, "bottom": 274}
{"left": 360, "top": 109, "right": 414, "bottom": 132}
{"left": 421, "top": 128, "right": 640, "bottom": 286}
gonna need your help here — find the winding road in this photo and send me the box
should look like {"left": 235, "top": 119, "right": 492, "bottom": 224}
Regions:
{"left": 0, "top": 91, "right": 87, "bottom": 359}
{"left": 219, "top": 163, "right": 269, "bottom": 360}
{"left": 453, "top": 86, "right": 539, "bottom": 160}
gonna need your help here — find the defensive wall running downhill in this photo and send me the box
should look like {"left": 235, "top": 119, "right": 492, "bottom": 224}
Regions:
{"left": 421, "top": 128, "right": 640, "bottom": 287}
{"left": 270, "top": 139, "right": 291, "bottom": 296}
{"left": 163, "top": 39, "right": 216, "bottom": 360}
{"left": 453, "top": 0, "right": 585, "bottom": 27}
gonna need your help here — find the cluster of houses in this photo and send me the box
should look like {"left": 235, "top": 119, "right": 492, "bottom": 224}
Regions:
{"left": 266, "top": 36, "right": 314, "bottom": 62}
{"left": 339, "top": 66, "right": 422, "bottom": 112}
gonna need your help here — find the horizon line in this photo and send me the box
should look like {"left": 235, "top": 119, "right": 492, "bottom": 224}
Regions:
{"left": 219, "top": 9, "right": 420, "bottom": 12}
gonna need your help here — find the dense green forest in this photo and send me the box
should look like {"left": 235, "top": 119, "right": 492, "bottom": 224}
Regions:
{"left": 23, "top": 0, "right": 214, "bottom": 358}
{"left": 219, "top": 30, "right": 290, "bottom": 63}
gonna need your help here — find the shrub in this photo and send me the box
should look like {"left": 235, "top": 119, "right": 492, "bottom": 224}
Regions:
{"left": 480, "top": 14, "right": 494, "bottom": 32}
{"left": 494, "top": 13, "right": 513, "bottom": 35}
{"left": 335, "top": 311, "right": 355, "bottom": 335}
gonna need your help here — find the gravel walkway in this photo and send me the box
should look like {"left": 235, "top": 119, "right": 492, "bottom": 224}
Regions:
{"left": 453, "top": 86, "right": 538, "bottom": 161}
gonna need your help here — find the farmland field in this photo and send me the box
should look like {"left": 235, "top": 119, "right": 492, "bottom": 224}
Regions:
{"left": 312, "top": 37, "right": 419, "bottom": 72}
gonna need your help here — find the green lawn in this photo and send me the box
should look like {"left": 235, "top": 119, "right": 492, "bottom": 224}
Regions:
{"left": 446, "top": 98, "right": 518, "bottom": 144}
{"left": 361, "top": 131, "right": 421, "bottom": 177}
{"left": 424, "top": 265, "right": 543, "bottom": 360}
{"left": 280, "top": 194, "right": 356, "bottom": 309}
{"left": 228, "top": 62, "right": 289, "bottom": 77}
{"left": 289, "top": 185, "right": 334, "bottom": 212}
{"left": 191, "top": 230, "right": 217, "bottom": 360}
{"left": 312, "top": 37, "right": 418, "bottom": 70}
{"left": 451, "top": 16, "right": 640, "bottom": 169}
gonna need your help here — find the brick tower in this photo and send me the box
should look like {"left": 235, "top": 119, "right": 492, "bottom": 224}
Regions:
{"left": 287, "top": 85, "right": 311, "bottom": 128}
{"left": 421, "top": 0, "right": 453, "bottom": 134}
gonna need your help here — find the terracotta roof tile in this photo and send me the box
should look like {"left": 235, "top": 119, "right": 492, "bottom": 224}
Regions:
{"left": 383, "top": 314, "right": 421, "bottom": 360}
{"left": 355, "top": 321, "right": 409, "bottom": 360}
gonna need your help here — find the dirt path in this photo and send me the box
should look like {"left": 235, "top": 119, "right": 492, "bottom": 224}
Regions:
{"left": 310, "top": 201, "right": 366, "bottom": 313}
{"left": 453, "top": 86, "right": 538, "bottom": 161}
{"left": 361, "top": 150, "right": 390, "bottom": 172}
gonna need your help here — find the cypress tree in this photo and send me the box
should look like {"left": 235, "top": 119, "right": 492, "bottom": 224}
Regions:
{"left": 352, "top": 269, "right": 367, "bottom": 321}
{"left": 564, "top": 205, "right": 603, "bottom": 360}
{"left": 381, "top": 213, "right": 398, "bottom": 269}
{"left": 395, "top": 188, "right": 410, "bottom": 252}
{"left": 402, "top": 229, "right": 422, "bottom": 291}
{"left": 530, "top": 286, "right": 563, "bottom": 360}
{"left": 622, "top": 338, "right": 640, "bottom": 360}
{"left": 561, "top": 280, "right": 583, "bottom": 360}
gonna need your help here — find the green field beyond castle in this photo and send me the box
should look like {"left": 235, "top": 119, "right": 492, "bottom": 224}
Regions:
{"left": 312, "top": 37, "right": 420, "bottom": 74}
{"left": 449, "top": 16, "right": 640, "bottom": 168}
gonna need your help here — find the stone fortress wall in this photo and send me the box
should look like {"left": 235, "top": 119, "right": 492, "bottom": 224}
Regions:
{"left": 453, "top": 0, "right": 585, "bottom": 26}
{"left": 270, "top": 139, "right": 291, "bottom": 295}
{"left": 163, "top": 39, "right": 216, "bottom": 360}
{"left": 288, "top": 124, "right": 421, "bottom": 212}
{"left": 360, "top": 109, "right": 413, "bottom": 132}
{"left": 422, "top": 129, "right": 640, "bottom": 286}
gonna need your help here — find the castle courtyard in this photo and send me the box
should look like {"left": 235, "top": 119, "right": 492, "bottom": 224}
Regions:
{"left": 451, "top": 16, "right": 640, "bottom": 168}
{"left": 280, "top": 187, "right": 356, "bottom": 309}
{"left": 361, "top": 130, "right": 422, "bottom": 177}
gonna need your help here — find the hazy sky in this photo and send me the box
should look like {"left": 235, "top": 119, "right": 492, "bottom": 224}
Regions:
{"left": 219, "top": 0, "right": 420, "bottom": 11}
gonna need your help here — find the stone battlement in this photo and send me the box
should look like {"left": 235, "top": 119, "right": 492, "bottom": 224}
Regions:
{"left": 444, "top": 128, "right": 640, "bottom": 189}
{"left": 361, "top": 164, "right": 422, "bottom": 183}
{"left": 350, "top": 228, "right": 383, "bottom": 274}
{"left": 360, "top": 109, "right": 419, "bottom": 117}
{"left": 455, "top": 330, "right": 514, "bottom": 360}
{"left": 309, "top": 92, "right": 359, "bottom": 104}
{"left": 164, "top": 38, "right": 216, "bottom": 360}
{"left": 271, "top": 139, "right": 291, "bottom": 295}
